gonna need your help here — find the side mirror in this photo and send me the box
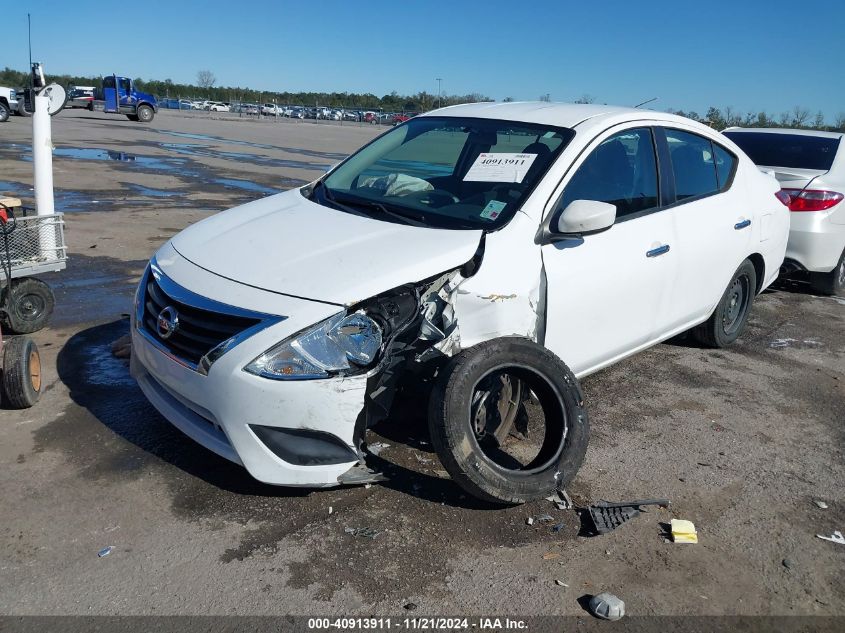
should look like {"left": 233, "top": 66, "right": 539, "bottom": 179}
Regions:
{"left": 556, "top": 200, "right": 616, "bottom": 235}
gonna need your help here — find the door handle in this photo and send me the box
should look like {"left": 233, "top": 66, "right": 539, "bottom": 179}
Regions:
{"left": 734, "top": 219, "right": 751, "bottom": 230}
{"left": 646, "top": 244, "right": 670, "bottom": 258}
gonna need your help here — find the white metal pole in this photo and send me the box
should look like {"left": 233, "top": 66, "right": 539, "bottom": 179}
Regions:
{"left": 33, "top": 94, "right": 58, "bottom": 260}
{"left": 33, "top": 95, "right": 54, "bottom": 215}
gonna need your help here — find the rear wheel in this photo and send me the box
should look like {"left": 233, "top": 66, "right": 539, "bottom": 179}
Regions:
{"left": 2, "top": 278, "right": 55, "bottom": 334}
{"left": 136, "top": 104, "right": 154, "bottom": 123}
{"left": 810, "top": 249, "right": 845, "bottom": 296}
{"left": 428, "top": 337, "right": 589, "bottom": 505}
{"left": 692, "top": 259, "right": 757, "bottom": 348}
{"left": 0, "top": 102, "right": 9, "bottom": 123}
{"left": 2, "top": 336, "right": 42, "bottom": 409}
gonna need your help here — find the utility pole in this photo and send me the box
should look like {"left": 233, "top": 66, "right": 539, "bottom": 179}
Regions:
{"left": 436, "top": 78, "right": 442, "bottom": 108}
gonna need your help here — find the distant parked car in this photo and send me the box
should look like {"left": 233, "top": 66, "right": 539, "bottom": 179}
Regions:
{"left": 724, "top": 127, "right": 845, "bottom": 295}
{"left": 290, "top": 107, "right": 305, "bottom": 119}
{"left": 0, "top": 86, "right": 18, "bottom": 121}
{"left": 392, "top": 113, "right": 410, "bottom": 125}
{"left": 342, "top": 110, "right": 359, "bottom": 121}
{"left": 261, "top": 103, "right": 279, "bottom": 116}
{"left": 208, "top": 102, "right": 230, "bottom": 112}
{"left": 65, "top": 86, "right": 95, "bottom": 109}
{"left": 177, "top": 99, "right": 193, "bottom": 110}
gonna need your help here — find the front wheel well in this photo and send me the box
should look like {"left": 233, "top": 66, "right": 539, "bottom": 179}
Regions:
{"left": 748, "top": 253, "right": 766, "bottom": 295}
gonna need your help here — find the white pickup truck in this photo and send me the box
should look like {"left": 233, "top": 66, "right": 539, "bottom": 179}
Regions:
{"left": 0, "top": 86, "right": 19, "bottom": 122}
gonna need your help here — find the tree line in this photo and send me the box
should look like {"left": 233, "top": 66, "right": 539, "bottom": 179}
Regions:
{"left": 1, "top": 66, "right": 843, "bottom": 127}
{"left": 0, "top": 67, "right": 489, "bottom": 112}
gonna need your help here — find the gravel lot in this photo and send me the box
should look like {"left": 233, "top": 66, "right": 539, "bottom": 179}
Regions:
{"left": 0, "top": 109, "right": 843, "bottom": 623}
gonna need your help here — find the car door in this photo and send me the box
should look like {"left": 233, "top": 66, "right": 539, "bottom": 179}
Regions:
{"left": 657, "top": 127, "right": 750, "bottom": 327}
{"left": 541, "top": 126, "right": 679, "bottom": 376}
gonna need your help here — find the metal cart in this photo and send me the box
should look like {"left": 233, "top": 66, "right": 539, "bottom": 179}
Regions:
{"left": 0, "top": 198, "right": 67, "bottom": 334}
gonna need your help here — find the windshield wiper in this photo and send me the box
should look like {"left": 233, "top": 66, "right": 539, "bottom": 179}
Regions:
{"left": 332, "top": 192, "right": 430, "bottom": 228}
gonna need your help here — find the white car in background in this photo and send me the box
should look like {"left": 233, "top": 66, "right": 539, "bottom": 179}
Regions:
{"left": 723, "top": 128, "right": 845, "bottom": 295}
{"left": 208, "top": 102, "right": 230, "bottom": 112}
{"left": 131, "top": 103, "right": 788, "bottom": 504}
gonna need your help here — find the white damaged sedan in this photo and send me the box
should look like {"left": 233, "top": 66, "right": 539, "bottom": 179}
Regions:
{"left": 131, "top": 102, "right": 789, "bottom": 503}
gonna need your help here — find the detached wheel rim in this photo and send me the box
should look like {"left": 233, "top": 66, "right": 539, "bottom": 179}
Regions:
{"left": 722, "top": 273, "right": 750, "bottom": 334}
{"left": 29, "top": 350, "right": 42, "bottom": 392}
{"left": 468, "top": 364, "right": 567, "bottom": 475}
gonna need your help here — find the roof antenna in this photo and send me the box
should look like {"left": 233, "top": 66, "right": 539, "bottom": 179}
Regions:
{"left": 634, "top": 97, "right": 658, "bottom": 108}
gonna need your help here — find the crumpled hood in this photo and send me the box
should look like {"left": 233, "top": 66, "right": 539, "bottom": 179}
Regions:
{"left": 170, "top": 189, "right": 482, "bottom": 305}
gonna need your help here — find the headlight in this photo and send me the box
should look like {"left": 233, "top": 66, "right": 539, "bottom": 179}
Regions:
{"left": 245, "top": 312, "right": 382, "bottom": 380}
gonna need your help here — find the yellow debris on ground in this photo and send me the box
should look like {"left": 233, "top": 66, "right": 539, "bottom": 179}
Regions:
{"left": 670, "top": 519, "right": 699, "bottom": 543}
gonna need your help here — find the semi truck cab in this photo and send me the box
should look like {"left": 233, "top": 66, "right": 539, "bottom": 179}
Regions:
{"left": 92, "top": 75, "right": 157, "bottom": 122}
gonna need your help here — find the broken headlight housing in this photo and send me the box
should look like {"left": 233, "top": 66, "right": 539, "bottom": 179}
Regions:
{"left": 245, "top": 312, "right": 382, "bottom": 380}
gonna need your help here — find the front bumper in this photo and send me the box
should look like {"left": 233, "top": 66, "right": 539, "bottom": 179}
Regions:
{"left": 786, "top": 207, "right": 845, "bottom": 273}
{"left": 130, "top": 248, "right": 368, "bottom": 487}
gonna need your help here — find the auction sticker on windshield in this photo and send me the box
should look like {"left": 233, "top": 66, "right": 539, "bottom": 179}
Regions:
{"left": 463, "top": 152, "right": 537, "bottom": 183}
{"left": 480, "top": 199, "right": 507, "bottom": 220}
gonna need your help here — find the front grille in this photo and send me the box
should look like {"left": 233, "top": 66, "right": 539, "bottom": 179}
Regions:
{"left": 142, "top": 274, "right": 261, "bottom": 366}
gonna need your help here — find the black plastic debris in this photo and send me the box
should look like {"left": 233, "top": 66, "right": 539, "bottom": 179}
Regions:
{"left": 587, "top": 499, "right": 669, "bottom": 535}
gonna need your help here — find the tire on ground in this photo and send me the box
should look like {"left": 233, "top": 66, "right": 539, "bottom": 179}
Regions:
{"left": 136, "top": 104, "right": 154, "bottom": 123}
{"left": 428, "top": 336, "right": 589, "bottom": 505}
{"left": 2, "top": 335, "right": 42, "bottom": 409}
{"left": 692, "top": 258, "right": 758, "bottom": 348}
{"left": 809, "top": 248, "right": 845, "bottom": 297}
{"left": 0, "top": 102, "right": 9, "bottom": 123}
{"left": 2, "top": 277, "right": 55, "bottom": 334}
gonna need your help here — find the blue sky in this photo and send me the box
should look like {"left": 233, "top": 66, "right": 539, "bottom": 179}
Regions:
{"left": 6, "top": 0, "right": 845, "bottom": 120}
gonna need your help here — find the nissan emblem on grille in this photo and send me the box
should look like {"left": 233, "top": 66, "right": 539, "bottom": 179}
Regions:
{"left": 157, "top": 306, "right": 179, "bottom": 340}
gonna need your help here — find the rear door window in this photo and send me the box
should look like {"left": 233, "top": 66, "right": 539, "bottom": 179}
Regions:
{"left": 666, "top": 130, "right": 719, "bottom": 201}
{"left": 723, "top": 131, "right": 840, "bottom": 171}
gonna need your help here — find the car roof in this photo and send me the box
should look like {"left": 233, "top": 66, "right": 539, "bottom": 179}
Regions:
{"left": 723, "top": 127, "right": 845, "bottom": 140}
{"left": 421, "top": 101, "right": 684, "bottom": 129}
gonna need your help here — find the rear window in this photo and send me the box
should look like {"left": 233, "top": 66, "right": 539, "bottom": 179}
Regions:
{"left": 723, "top": 131, "right": 840, "bottom": 171}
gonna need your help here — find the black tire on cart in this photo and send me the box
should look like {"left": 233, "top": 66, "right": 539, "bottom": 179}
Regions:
{"left": 809, "top": 248, "right": 845, "bottom": 297}
{"left": 136, "top": 104, "right": 154, "bottom": 123}
{"left": 2, "top": 336, "right": 42, "bottom": 409}
{"left": 428, "top": 337, "right": 589, "bottom": 505}
{"left": 2, "top": 278, "right": 55, "bottom": 334}
{"left": 692, "top": 259, "right": 757, "bottom": 348}
{"left": 0, "top": 102, "right": 9, "bottom": 123}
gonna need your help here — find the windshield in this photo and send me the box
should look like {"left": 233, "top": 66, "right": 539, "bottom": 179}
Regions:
{"left": 317, "top": 116, "right": 574, "bottom": 230}
{"left": 724, "top": 131, "right": 840, "bottom": 171}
